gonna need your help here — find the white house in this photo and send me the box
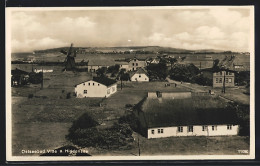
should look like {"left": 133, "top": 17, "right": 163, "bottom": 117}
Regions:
{"left": 75, "top": 77, "right": 117, "bottom": 98}
{"left": 147, "top": 124, "right": 239, "bottom": 139}
{"left": 130, "top": 68, "right": 149, "bottom": 82}
{"left": 115, "top": 61, "right": 129, "bottom": 71}
{"left": 134, "top": 97, "right": 239, "bottom": 139}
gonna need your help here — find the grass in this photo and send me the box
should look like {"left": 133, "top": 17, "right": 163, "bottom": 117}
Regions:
{"left": 89, "top": 132, "right": 250, "bottom": 156}
{"left": 11, "top": 64, "right": 250, "bottom": 156}
{"left": 12, "top": 122, "right": 72, "bottom": 156}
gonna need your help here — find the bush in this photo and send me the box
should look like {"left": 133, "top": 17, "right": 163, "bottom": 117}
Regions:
{"left": 118, "top": 113, "right": 140, "bottom": 132}
{"left": 68, "top": 113, "right": 99, "bottom": 131}
{"left": 66, "top": 92, "right": 71, "bottom": 99}
{"left": 66, "top": 122, "right": 134, "bottom": 149}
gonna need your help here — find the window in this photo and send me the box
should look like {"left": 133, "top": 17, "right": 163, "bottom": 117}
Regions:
{"left": 88, "top": 83, "right": 90, "bottom": 86}
{"left": 227, "top": 125, "right": 232, "bottom": 130}
{"left": 219, "top": 78, "right": 222, "bottom": 83}
{"left": 151, "top": 130, "right": 154, "bottom": 134}
{"left": 139, "top": 75, "right": 141, "bottom": 78}
{"left": 226, "top": 71, "right": 228, "bottom": 75}
{"left": 112, "top": 87, "right": 115, "bottom": 92}
{"left": 178, "top": 126, "right": 183, "bottom": 132}
{"left": 98, "top": 84, "right": 100, "bottom": 86}
{"left": 220, "top": 72, "right": 222, "bottom": 75}
{"left": 132, "top": 63, "right": 135, "bottom": 66}
{"left": 157, "top": 129, "right": 163, "bottom": 134}
{"left": 136, "top": 63, "right": 138, "bottom": 66}
{"left": 229, "top": 78, "right": 232, "bottom": 83}
{"left": 226, "top": 78, "right": 228, "bottom": 83}
{"left": 83, "top": 83, "right": 85, "bottom": 86}
{"left": 202, "top": 126, "right": 208, "bottom": 131}
{"left": 107, "top": 89, "right": 110, "bottom": 94}
{"left": 188, "top": 126, "right": 193, "bottom": 132}
{"left": 216, "top": 78, "right": 219, "bottom": 83}
{"left": 133, "top": 67, "right": 134, "bottom": 71}
{"left": 83, "top": 90, "right": 87, "bottom": 94}
{"left": 93, "top": 83, "right": 95, "bottom": 86}
{"left": 212, "top": 125, "right": 217, "bottom": 131}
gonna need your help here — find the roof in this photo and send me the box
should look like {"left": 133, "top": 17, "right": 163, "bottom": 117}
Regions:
{"left": 11, "top": 68, "right": 29, "bottom": 75}
{"left": 87, "top": 57, "right": 115, "bottom": 66}
{"left": 127, "top": 57, "right": 146, "bottom": 62}
{"left": 200, "top": 67, "right": 236, "bottom": 73}
{"left": 135, "top": 97, "right": 238, "bottom": 128}
{"left": 93, "top": 76, "right": 117, "bottom": 86}
{"left": 115, "top": 61, "right": 129, "bottom": 65}
{"left": 75, "top": 76, "right": 117, "bottom": 87}
{"left": 130, "top": 68, "right": 148, "bottom": 77}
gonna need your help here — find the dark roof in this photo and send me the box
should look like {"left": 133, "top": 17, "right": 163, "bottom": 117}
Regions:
{"left": 135, "top": 98, "right": 238, "bottom": 128}
{"left": 200, "top": 67, "right": 236, "bottom": 73}
{"left": 93, "top": 77, "right": 117, "bottom": 86}
{"left": 11, "top": 68, "right": 29, "bottom": 75}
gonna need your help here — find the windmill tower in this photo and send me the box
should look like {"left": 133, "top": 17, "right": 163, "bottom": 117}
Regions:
{"left": 60, "top": 43, "right": 76, "bottom": 71}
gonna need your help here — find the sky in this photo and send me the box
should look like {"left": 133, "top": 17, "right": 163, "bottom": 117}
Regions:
{"left": 9, "top": 7, "right": 252, "bottom": 52}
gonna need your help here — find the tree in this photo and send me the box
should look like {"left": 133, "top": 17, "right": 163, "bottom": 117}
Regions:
{"left": 96, "top": 67, "right": 107, "bottom": 77}
{"left": 169, "top": 64, "right": 200, "bottom": 82}
{"left": 107, "top": 64, "right": 120, "bottom": 73}
{"left": 147, "top": 62, "right": 168, "bottom": 80}
{"left": 169, "top": 57, "right": 177, "bottom": 70}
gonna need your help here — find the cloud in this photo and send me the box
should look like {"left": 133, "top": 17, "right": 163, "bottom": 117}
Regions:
{"left": 10, "top": 8, "right": 251, "bottom": 52}
{"left": 12, "top": 37, "right": 69, "bottom": 52}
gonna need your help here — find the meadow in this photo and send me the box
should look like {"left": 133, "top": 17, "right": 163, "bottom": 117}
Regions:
{"left": 11, "top": 61, "right": 250, "bottom": 156}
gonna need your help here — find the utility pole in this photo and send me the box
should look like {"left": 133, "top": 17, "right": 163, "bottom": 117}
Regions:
{"left": 137, "top": 136, "right": 140, "bottom": 156}
{"left": 41, "top": 66, "right": 43, "bottom": 89}
{"left": 121, "top": 79, "right": 122, "bottom": 90}
{"left": 223, "top": 71, "right": 226, "bottom": 93}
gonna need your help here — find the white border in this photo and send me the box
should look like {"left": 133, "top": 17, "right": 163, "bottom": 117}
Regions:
{"left": 5, "top": 6, "right": 255, "bottom": 161}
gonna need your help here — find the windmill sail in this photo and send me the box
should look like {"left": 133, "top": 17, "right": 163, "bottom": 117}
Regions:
{"left": 60, "top": 43, "right": 76, "bottom": 71}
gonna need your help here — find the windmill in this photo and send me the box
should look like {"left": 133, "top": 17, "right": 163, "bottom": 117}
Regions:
{"left": 60, "top": 43, "right": 76, "bottom": 71}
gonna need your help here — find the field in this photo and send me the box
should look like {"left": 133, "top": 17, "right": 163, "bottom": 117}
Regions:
{"left": 11, "top": 62, "right": 250, "bottom": 156}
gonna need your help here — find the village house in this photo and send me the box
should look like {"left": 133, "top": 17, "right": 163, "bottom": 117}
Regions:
{"left": 128, "top": 57, "right": 147, "bottom": 71}
{"left": 75, "top": 77, "right": 117, "bottom": 98}
{"left": 150, "top": 57, "right": 161, "bottom": 64}
{"left": 87, "top": 59, "right": 115, "bottom": 72}
{"left": 115, "top": 60, "right": 129, "bottom": 71}
{"left": 130, "top": 68, "right": 149, "bottom": 82}
{"left": 133, "top": 96, "right": 239, "bottom": 139}
{"left": 213, "top": 70, "right": 235, "bottom": 88}
{"left": 11, "top": 68, "right": 30, "bottom": 86}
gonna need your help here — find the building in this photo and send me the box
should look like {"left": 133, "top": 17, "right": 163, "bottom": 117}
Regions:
{"left": 115, "top": 61, "right": 129, "bottom": 71}
{"left": 87, "top": 59, "right": 115, "bottom": 72}
{"left": 75, "top": 77, "right": 117, "bottom": 98}
{"left": 213, "top": 70, "right": 235, "bottom": 88}
{"left": 128, "top": 57, "right": 147, "bottom": 71}
{"left": 150, "top": 57, "right": 160, "bottom": 64}
{"left": 130, "top": 68, "right": 149, "bottom": 82}
{"left": 133, "top": 96, "right": 239, "bottom": 139}
{"left": 11, "top": 68, "right": 30, "bottom": 86}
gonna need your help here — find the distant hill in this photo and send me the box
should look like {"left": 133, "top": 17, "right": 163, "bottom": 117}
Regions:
{"left": 33, "top": 46, "right": 230, "bottom": 54}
